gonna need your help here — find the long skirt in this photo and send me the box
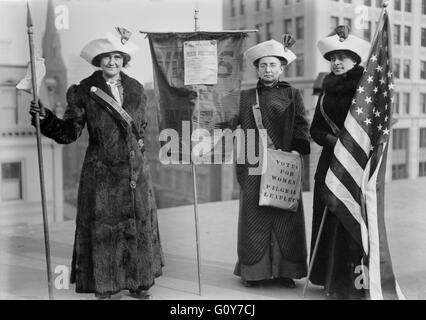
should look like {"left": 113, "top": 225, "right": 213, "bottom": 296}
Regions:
{"left": 309, "top": 182, "right": 366, "bottom": 299}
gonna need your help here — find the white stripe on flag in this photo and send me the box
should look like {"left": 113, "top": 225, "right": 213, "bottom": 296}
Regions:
{"left": 325, "top": 170, "right": 369, "bottom": 254}
{"left": 344, "top": 112, "right": 371, "bottom": 156}
{"left": 334, "top": 139, "right": 364, "bottom": 187}
{"left": 364, "top": 153, "right": 383, "bottom": 300}
{"left": 395, "top": 281, "right": 406, "bottom": 300}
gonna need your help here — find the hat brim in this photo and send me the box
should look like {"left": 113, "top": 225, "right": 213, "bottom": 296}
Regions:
{"left": 317, "top": 34, "right": 370, "bottom": 64}
{"left": 80, "top": 33, "right": 139, "bottom": 66}
{"left": 244, "top": 39, "right": 296, "bottom": 67}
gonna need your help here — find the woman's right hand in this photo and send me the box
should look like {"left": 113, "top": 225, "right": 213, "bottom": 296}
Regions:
{"left": 325, "top": 134, "right": 338, "bottom": 147}
{"left": 30, "top": 100, "right": 46, "bottom": 119}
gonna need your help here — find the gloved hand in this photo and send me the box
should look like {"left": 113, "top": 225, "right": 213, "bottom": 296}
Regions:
{"left": 325, "top": 134, "right": 338, "bottom": 148}
{"left": 29, "top": 99, "right": 46, "bottom": 119}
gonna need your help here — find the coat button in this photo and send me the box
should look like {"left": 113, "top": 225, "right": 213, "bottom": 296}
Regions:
{"left": 138, "top": 139, "right": 144, "bottom": 149}
{"left": 130, "top": 181, "right": 136, "bottom": 189}
{"left": 130, "top": 150, "right": 135, "bottom": 158}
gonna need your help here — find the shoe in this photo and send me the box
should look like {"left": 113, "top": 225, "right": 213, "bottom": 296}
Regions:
{"left": 242, "top": 280, "right": 259, "bottom": 288}
{"left": 277, "top": 277, "right": 296, "bottom": 288}
{"left": 129, "top": 289, "right": 152, "bottom": 300}
{"left": 95, "top": 292, "right": 111, "bottom": 300}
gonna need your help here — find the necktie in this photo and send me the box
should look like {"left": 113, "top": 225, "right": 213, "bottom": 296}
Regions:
{"left": 107, "top": 80, "right": 122, "bottom": 106}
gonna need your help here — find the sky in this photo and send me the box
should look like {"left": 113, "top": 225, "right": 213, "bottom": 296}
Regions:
{"left": 0, "top": 0, "right": 223, "bottom": 85}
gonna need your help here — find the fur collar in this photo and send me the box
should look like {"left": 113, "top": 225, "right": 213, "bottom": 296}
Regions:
{"left": 322, "top": 65, "right": 364, "bottom": 94}
{"left": 79, "top": 70, "right": 141, "bottom": 106}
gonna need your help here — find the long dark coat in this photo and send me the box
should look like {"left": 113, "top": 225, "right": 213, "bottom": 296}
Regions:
{"left": 234, "top": 81, "right": 310, "bottom": 271}
{"left": 309, "top": 65, "right": 365, "bottom": 298}
{"left": 38, "top": 71, "right": 164, "bottom": 295}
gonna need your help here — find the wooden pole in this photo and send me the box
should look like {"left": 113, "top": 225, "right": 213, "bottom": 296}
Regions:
{"left": 191, "top": 3, "right": 203, "bottom": 297}
{"left": 26, "top": 1, "right": 53, "bottom": 300}
{"left": 303, "top": 206, "right": 328, "bottom": 298}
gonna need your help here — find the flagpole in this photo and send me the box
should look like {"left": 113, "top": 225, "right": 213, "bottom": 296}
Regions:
{"left": 303, "top": 206, "right": 328, "bottom": 298}
{"left": 26, "top": 1, "right": 53, "bottom": 300}
{"left": 191, "top": 4, "right": 203, "bottom": 297}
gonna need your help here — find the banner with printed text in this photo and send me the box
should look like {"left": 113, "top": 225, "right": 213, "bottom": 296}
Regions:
{"left": 147, "top": 32, "right": 248, "bottom": 163}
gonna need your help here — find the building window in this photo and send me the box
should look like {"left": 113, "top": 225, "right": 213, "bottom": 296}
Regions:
{"left": 392, "top": 164, "right": 408, "bottom": 180}
{"left": 375, "top": 0, "right": 382, "bottom": 8}
{"left": 364, "top": 0, "right": 372, "bottom": 5}
{"left": 421, "top": 93, "right": 426, "bottom": 114}
{"left": 255, "top": 24, "right": 262, "bottom": 43}
{"left": 284, "top": 19, "right": 292, "bottom": 35}
{"left": 394, "top": 92, "right": 400, "bottom": 114}
{"left": 403, "top": 92, "right": 410, "bottom": 114}
{"left": 230, "top": 0, "right": 236, "bottom": 17}
{"left": 239, "top": 0, "right": 245, "bottom": 14}
{"left": 403, "top": 59, "right": 411, "bottom": 79}
{"left": 296, "top": 54, "right": 304, "bottom": 77}
{"left": 393, "top": 24, "right": 401, "bottom": 45}
{"left": 296, "top": 17, "right": 304, "bottom": 39}
{"left": 420, "top": 128, "right": 426, "bottom": 148}
{"left": 404, "top": 0, "right": 411, "bottom": 12}
{"left": 343, "top": 17, "right": 352, "bottom": 29}
{"left": 422, "top": 28, "right": 426, "bottom": 47}
{"left": 419, "top": 162, "right": 426, "bottom": 177}
{"left": 1, "top": 162, "right": 23, "bottom": 201}
{"left": 266, "top": 22, "right": 273, "bottom": 40}
{"left": 394, "top": 0, "right": 401, "bottom": 10}
{"left": 393, "top": 58, "right": 400, "bottom": 79}
{"left": 404, "top": 26, "right": 411, "bottom": 46}
{"left": 364, "top": 21, "right": 372, "bottom": 41}
{"left": 284, "top": 0, "right": 293, "bottom": 5}
{"left": 255, "top": 0, "right": 260, "bottom": 11}
{"left": 266, "top": 0, "right": 272, "bottom": 9}
{"left": 423, "top": 0, "right": 426, "bottom": 14}
{"left": 421, "top": 61, "right": 426, "bottom": 80}
{"left": 331, "top": 16, "right": 339, "bottom": 31}
{"left": 392, "top": 129, "right": 408, "bottom": 150}
{"left": 0, "top": 86, "right": 18, "bottom": 127}
{"left": 343, "top": 0, "right": 352, "bottom": 3}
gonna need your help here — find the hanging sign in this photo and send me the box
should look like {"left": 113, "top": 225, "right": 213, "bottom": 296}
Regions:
{"left": 184, "top": 40, "right": 218, "bottom": 85}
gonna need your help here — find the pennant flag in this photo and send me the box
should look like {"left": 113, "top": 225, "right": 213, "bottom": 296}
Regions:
{"left": 322, "top": 9, "right": 405, "bottom": 300}
{"left": 16, "top": 56, "right": 46, "bottom": 94}
{"left": 146, "top": 32, "right": 248, "bottom": 163}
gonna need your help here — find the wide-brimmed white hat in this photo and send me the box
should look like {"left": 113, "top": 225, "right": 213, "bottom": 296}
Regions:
{"left": 317, "top": 26, "right": 370, "bottom": 64}
{"left": 80, "top": 31, "right": 139, "bottom": 66}
{"left": 244, "top": 38, "right": 296, "bottom": 66}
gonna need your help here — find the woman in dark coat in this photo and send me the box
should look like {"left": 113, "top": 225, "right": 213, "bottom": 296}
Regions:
{"left": 231, "top": 38, "right": 310, "bottom": 288}
{"left": 30, "top": 31, "right": 164, "bottom": 299}
{"left": 309, "top": 26, "right": 370, "bottom": 299}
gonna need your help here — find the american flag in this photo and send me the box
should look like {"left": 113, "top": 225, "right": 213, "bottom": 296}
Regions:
{"left": 322, "top": 9, "right": 405, "bottom": 300}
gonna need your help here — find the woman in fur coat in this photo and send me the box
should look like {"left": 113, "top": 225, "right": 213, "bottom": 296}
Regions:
{"left": 309, "top": 26, "right": 371, "bottom": 299}
{"left": 30, "top": 32, "right": 164, "bottom": 299}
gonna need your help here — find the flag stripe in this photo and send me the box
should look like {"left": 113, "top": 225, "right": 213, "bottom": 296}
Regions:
{"left": 344, "top": 113, "right": 371, "bottom": 157}
{"left": 329, "top": 157, "right": 363, "bottom": 212}
{"left": 325, "top": 170, "right": 365, "bottom": 228}
{"left": 322, "top": 185, "right": 362, "bottom": 245}
{"left": 339, "top": 129, "right": 370, "bottom": 168}
{"left": 334, "top": 139, "right": 365, "bottom": 187}
{"left": 364, "top": 157, "right": 383, "bottom": 300}
{"left": 375, "top": 144, "right": 400, "bottom": 300}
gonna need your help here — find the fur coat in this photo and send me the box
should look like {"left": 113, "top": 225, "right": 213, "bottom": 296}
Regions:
{"left": 310, "top": 65, "right": 365, "bottom": 182}
{"left": 38, "top": 70, "right": 164, "bottom": 295}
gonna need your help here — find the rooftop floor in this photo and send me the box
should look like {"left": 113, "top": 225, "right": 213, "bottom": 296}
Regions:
{"left": 1, "top": 178, "right": 425, "bottom": 300}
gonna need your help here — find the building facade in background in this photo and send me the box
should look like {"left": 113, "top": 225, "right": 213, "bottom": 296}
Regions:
{"left": 0, "top": 0, "right": 65, "bottom": 226}
{"left": 223, "top": 0, "right": 426, "bottom": 188}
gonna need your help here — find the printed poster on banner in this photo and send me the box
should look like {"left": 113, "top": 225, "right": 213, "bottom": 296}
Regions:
{"left": 184, "top": 40, "right": 218, "bottom": 86}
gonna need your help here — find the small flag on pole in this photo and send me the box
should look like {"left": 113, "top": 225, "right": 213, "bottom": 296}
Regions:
{"left": 16, "top": 56, "right": 46, "bottom": 94}
{"left": 322, "top": 8, "right": 405, "bottom": 300}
